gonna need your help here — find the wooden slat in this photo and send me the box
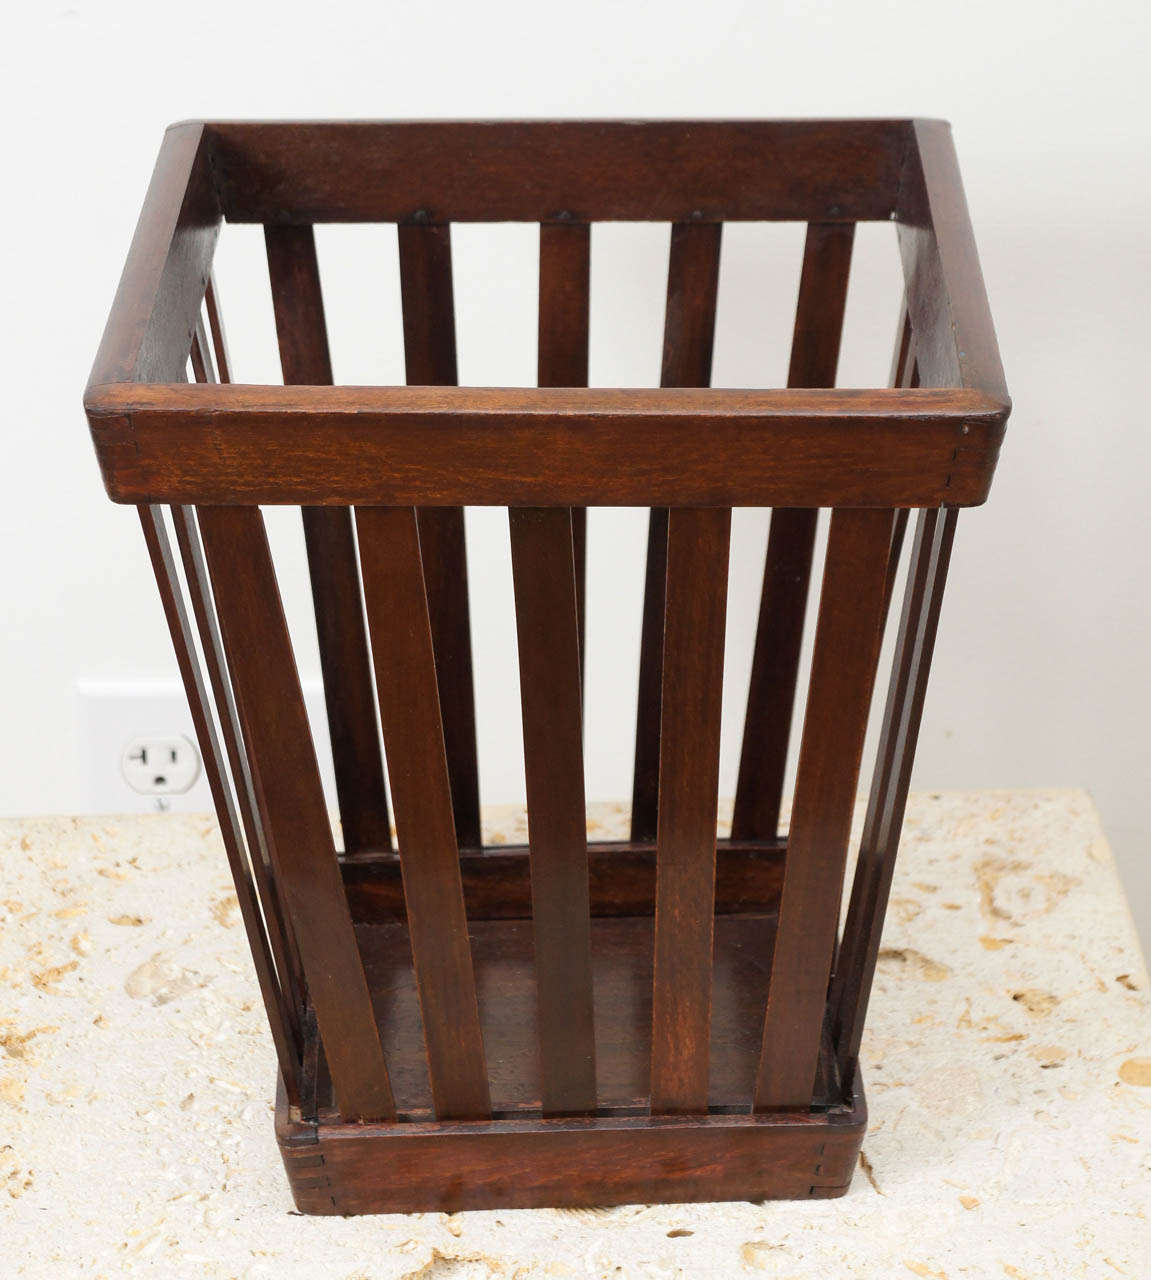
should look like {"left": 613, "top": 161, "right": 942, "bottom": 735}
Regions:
{"left": 88, "top": 382, "right": 1007, "bottom": 509}
{"left": 186, "top": 320, "right": 306, "bottom": 1026}
{"left": 753, "top": 507, "right": 894, "bottom": 1110}
{"left": 264, "top": 224, "right": 392, "bottom": 853}
{"left": 732, "top": 222, "right": 854, "bottom": 841}
{"left": 397, "top": 222, "right": 482, "bottom": 850}
{"left": 207, "top": 120, "right": 909, "bottom": 224}
{"left": 788, "top": 223, "right": 856, "bottom": 390}
{"left": 632, "top": 222, "right": 723, "bottom": 842}
{"left": 137, "top": 504, "right": 302, "bottom": 1105}
{"left": 538, "top": 222, "right": 591, "bottom": 670}
{"left": 508, "top": 506, "right": 596, "bottom": 1115}
{"left": 197, "top": 504, "right": 395, "bottom": 1122}
{"left": 878, "top": 309, "right": 918, "bottom": 626}
{"left": 830, "top": 508, "right": 958, "bottom": 1086}
{"left": 650, "top": 506, "right": 731, "bottom": 1114}
{"left": 173, "top": 501, "right": 308, "bottom": 1029}
{"left": 537, "top": 223, "right": 591, "bottom": 387}
{"left": 355, "top": 505, "right": 491, "bottom": 1120}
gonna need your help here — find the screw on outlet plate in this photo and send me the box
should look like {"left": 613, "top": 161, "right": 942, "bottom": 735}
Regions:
{"left": 121, "top": 734, "right": 201, "bottom": 796}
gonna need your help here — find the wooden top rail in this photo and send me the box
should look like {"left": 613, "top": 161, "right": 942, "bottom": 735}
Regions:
{"left": 89, "top": 122, "right": 220, "bottom": 387}
{"left": 86, "top": 383, "right": 1005, "bottom": 508}
{"left": 896, "top": 120, "right": 1008, "bottom": 402}
{"left": 85, "top": 118, "right": 1009, "bottom": 505}
{"left": 205, "top": 119, "right": 909, "bottom": 224}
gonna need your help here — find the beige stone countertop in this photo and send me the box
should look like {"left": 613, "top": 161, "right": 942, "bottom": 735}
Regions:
{"left": 2, "top": 789, "right": 1149, "bottom": 1277}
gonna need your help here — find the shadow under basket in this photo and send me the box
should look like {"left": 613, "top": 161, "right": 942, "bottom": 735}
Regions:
{"left": 85, "top": 119, "right": 1008, "bottom": 1214}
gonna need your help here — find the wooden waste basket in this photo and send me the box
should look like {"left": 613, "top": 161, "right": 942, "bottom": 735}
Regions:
{"left": 85, "top": 119, "right": 1009, "bottom": 1214}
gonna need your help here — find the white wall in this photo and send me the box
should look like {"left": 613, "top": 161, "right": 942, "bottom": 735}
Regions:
{"left": 4, "top": 1, "right": 1149, "bottom": 944}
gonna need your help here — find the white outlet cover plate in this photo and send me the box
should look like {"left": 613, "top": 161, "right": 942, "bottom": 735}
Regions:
{"left": 77, "top": 679, "right": 336, "bottom": 814}
{"left": 121, "top": 734, "right": 202, "bottom": 795}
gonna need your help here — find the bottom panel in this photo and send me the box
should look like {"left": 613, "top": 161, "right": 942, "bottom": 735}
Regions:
{"left": 277, "top": 1080, "right": 867, "bottom": 1214}
{"left": 339, "top": 913, "right": 784, "bottom": 1118}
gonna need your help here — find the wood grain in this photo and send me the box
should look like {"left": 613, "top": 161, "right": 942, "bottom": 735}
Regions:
{"left": 650, "top": 507, "right": 731, "bottom": 1113}
{"left": 278, "top": 1082, "right": 866, "bottom": 1213}
{"left": 509, "top": 507, "right": 597, "bottom": 1115}
{"left": 341, "top": 837, "right": 785, "bottom": 922}
{"left": 208, "top": 119, "right": 908, "bottom": 223}
{"left": 753, "top": 507, "right": 894, "bottom": 1110}
{"left": 87, "top": 382, "right": 1006, "bottom": 509}
{"left": 356, "top": 505, "right": 491, "bottom": 1121}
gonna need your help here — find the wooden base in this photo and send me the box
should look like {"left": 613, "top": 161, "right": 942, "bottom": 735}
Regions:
{"left": 275, "top": 913, "right": 866, "bottom": 1213}
{"left": 277, "top": 1085, "right": 866, "bottom": 1214}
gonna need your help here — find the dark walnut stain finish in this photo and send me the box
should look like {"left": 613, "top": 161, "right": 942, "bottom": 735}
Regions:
{"left": 85, "top": 119, "right": 1008, "bottom": 1214}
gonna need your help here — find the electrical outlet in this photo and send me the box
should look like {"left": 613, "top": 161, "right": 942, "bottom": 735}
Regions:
{"left": 121, "top": 734, "right": 201, "bottom": 795}
{"left": 78, "top": 679, "right": 335, "bottom": 814}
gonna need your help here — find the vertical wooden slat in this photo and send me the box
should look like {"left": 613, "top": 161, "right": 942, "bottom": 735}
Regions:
{"left": 538, "top": 221, "right": 591, "bottom": 671}
{"left": 137, "top": 503, "right": 302, "bottom": 1106}
{"left": 356, "top": 504, "right": 491, "bottom": 1120}
{"left": 263, "top": 224, "right": 392, "bottom": 854}
{"left": 732, "top": 222, "right": 855, "bottom": 841}
{"left": 186, "top": 322, "right": 306, "bottom": 1030}
{"left": 508, "top": 506, "right": 597, "bottom": 1115}
{"left": 753, "top": 506, "right": 893, "bottom": 1111}
{"left": 650, "top": 506, "right": 731, "bottom": 1114}
{"left": 397, "top": 222, "right": 482, "bottom": 849}
{"left": 830, "top": 508, "right": 958, "bottom": 1087}
{"left": 880, "top": 306, "right": 918, "bottom": 627}
{"left": 198, "top": 503, "right": 395, "bottom": 1123}
{"left": 632, "top": 221, "right": 723, "bottom": 842}
{"left": 174, "top": 501, "right": 308, "bottom": 1030}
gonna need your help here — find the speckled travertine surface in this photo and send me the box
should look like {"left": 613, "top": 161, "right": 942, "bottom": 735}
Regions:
{"left": 2, "top": 789, "right": 1149, "bottom": 1277}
